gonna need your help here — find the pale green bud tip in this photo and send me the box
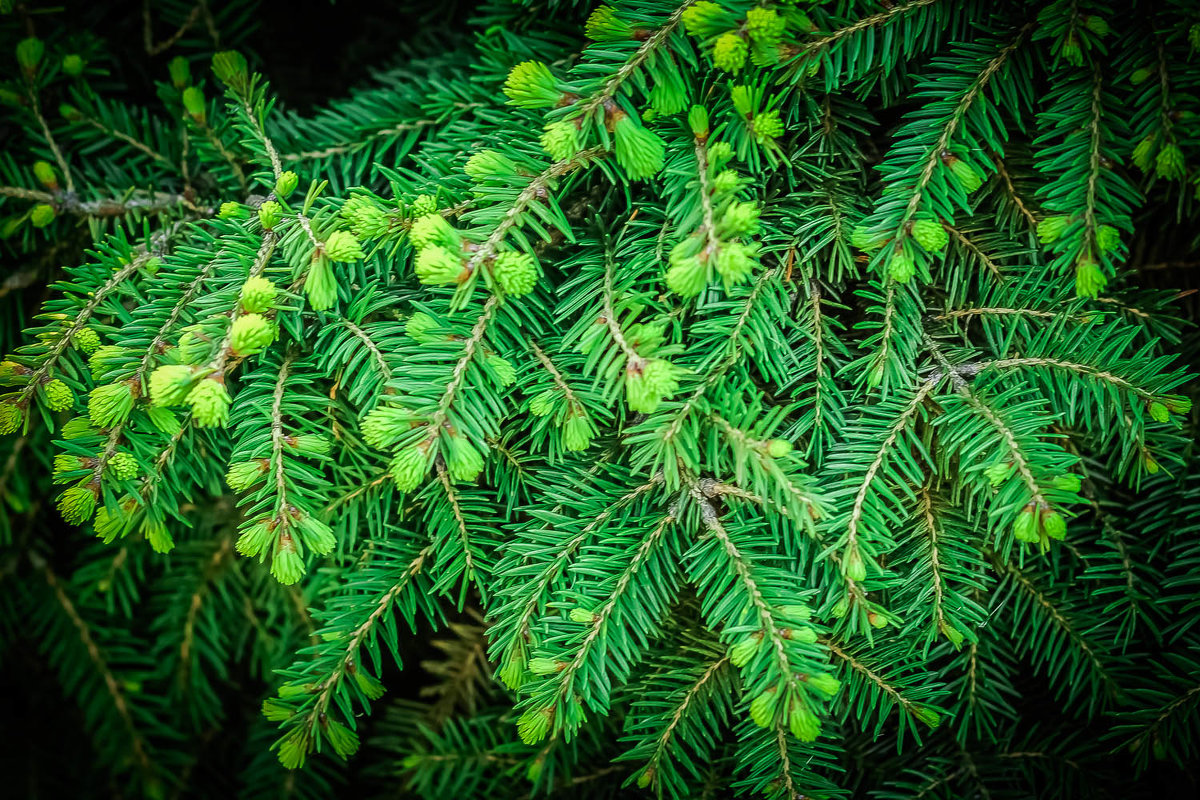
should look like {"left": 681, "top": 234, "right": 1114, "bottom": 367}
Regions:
{"left": 613, "top": 114, "right": 665, "bottom": 180}
{"left": 229, "top": 313, "right": 275, "bottom": 357}
{"left": 275, "top": 171, "right": 299, "bottom": 199}
{"left": 58, "top": 485, "right": 97, "bottom": 525}
{"left": 1156, "top": 144, "right": 1186, "bottom": 181}
{"left": 150, "top": 364, "right": 198, "bottom": 407}
{"left": 913, "top": 707, "right": 941, "bottom": 728}
{"left": 1148, "top": 401, "right": 1170, "bottom": 424}
{"left": 806, "top": 673, "right": 840, "bottom": 697}
{"left": 493, "top": 251, "right": 537, "bottom": 296}
{"left": 1165, "top": 395, "right": 1192, "bottom": 415}
{"left": 446, "top": 435, "right": 485, "bottom": 482}
{"left": 911, "top": 218, "right": 949, "bottom": 252}
{"left": 361, "top": 405, "right": 415, "bottom": 449}
{"left": 409, "top": 213, "right": 460, "bottom": 251}
{"left": 0, "top": 402, "right": 23, "bottom": 436}
{"left": 271, "top": 538, "right": 305, "bottom": 585}
{"left": 73, "top": 327, "right": 101, "bottom": 356}
{"left": 753, "top": 110, "right": 784, "bottom": 143}
{"left": 226, "top": 460, "right": 267, "bottom": 492}
{"left": 464, "top": 149, "right": 518, "bottom": 181}
{"left": 257, "top": 200, "right": 282, "bottom": 230}
{"left": 529, "top": 390, "right": 556, "bottom": 416}
{"left": 562, "top": 413, "right": 592, "bottom": 451}
{"left": 389, "top": 446, "right": 428, "bottom": 491}
{"left": 306, "top": 254, "right": 338, "bottom": 310}
{"left": 713, "top": 32, "right": 748, "bottom": 72}
{"left": 504, "top": 61, "right": 562, "bottom": 109}
{"left": 33, "top": 160, "right": 57, "bottom": 190}
{"left": 767, "top": 439, "right": 792, "bottom": 458}
{"left": 844, "top": 546, "right": 866, "bottom": 582}
{"left": 585, "top": 6, "right": 634, "bottom": 41}
{"left": 887, "top": 245, "right": 915, "bottom": 283}
{"left": 324, "top": 230, "right": 364, "bottom": 262}
{"left": 1053, "top": 473, "right": 1082, "bottom": 493}
{"left": 1041, "top": 508, "right": 1067, "bottom": 541}
{"left": 17, "top": 37, "right": 44, "bottom": 71}
{"left": 44, "top": 378, "right": 73, "bottom": 411}
{"left": 568, "top": 607, "right": 595, "bottom": 624}
{"left": 681, "top": 2, "right": 725, "bottom": 37}
{"left": 517, "top": 708, "right": 553, "bottom": 744}
{"left": 168, "top": 56, "right": 190, "bottom": 88}
{"left": 219, "top": 201, "right": 246, "bottom": 219}
{"left": 488, "top": 355, "right": 517, "bottom": 387}
{"left": 688, "top": 105, "right": 709, "bottom": 138}
{"left": 239, "top": 276, "right": 277, "bottom": 313}
{"left": 405, "top": 312, "right": 440, "bottom": 343}
{"left": 749, "top": 688, "right": 778, "bottom": 727}
{"left": 211, "top": 50, "right": 249, "bottom": 88}
{"left": 528, "top": 657, "right": 562, "bottom": 675}
{"left": 945, "top": 154, "right": 983, "bottom": 193}
{"left": 729, "top": 635, "right": 761, "bottom": 667}
{"left": 30, "top": 204, "right": 56, "bottom": 228}
{"left": 187, "top": 377, "right": 231, "bottom": 428}
{"left": 62, "top": 54, "right": 85, "bottom": 76}
{"left": 626, "top": 358, "right": 681, "bottom": 413}
{"left": 182, "top": 86, "right": 206, "bottom": 120}
{"left": 540, "top": 120, "right": 581, "bottom": 161}
{"left": 788, "top": 703, "right": 821, "bottom": 742}
{"left": 1075, "top": 259, "right": 1107, "bottom": 299}
{"left": 1013, "top": 505, "right": 1038, "bottom": 543}
{"left": 106, "top": 451, "right": 139, "bottom": 481}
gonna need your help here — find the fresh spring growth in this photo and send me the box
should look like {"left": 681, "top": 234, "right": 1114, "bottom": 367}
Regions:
{"left": 585, "top": 6, "right": 634, "bottom": 41}
{"left": 404, "top": 312, "right": 439, "bottom": 343}
{"left": 625, "top": 358, "right": 681, "bottom": 413}
{"left": 44, "top": 379, "right": 73, "bottom": 411}
{"left": 517, "top": 708, "right": 553, "bottom": 744}
{"left": 168, "top": 55, "right": 190, "bottom": 88}
{"left": 257, "top": 201, "right": 282, "bottom": 230}
{"left": 911, "top": 218, "right": 949, "bottom": 251}
{"left": 540, "top": 120, "right": 580, "bottom": 161}
{"left": 62, "top": 54, "right": 85, "bottom": 76}
{"left": 57, "top": 485, "right": 97, "bottom": 525}
{"left": 211, "top": 50, "right": 249, "bottom": 91}
{"left": 150, "top": 365, "right": 200, "bottom": 407}
{"left": 275, "top": 171, "right": 299, "bottom": 199}
{"left": 33, "top": 160, "right": 57, "bottom": 190}
{"left": 239, "top": 276, "right": 277, "bottom": 313}
{"left": 492, "top": 251, "right": 537, "bottom": 296}
{"left": 182, "top": 86, "right": 206, "bottom": 122}
{"left": 107, "top": 452, "right": 138, "bottom": 481}
{"left": 562, "top": 413, "right": 592, "bottom": 451}
{"left": 17, "top": 37, "right": 44, "bottom": 73}
{"left": 341, "top": 194, "right": 391, "bottom": 239}
{"left": 323, "top": 230, "right": 364, "bottom": 262}
{"left": 362, "top": 405, "right": 417, "bottom": 449}
{"left": 305, "top": 253, "right": 338, "bottom": 310}
{"left": 613, "top": 113, "right": 666, "bottom": 180}
{"left": 445, "top": 435, "right": 484, "bottom": 482}
{"left": 226, "top": 460, "right": 268, "bottom": 491}
{"left": 30, "top": 204, "right": 56, "bottom": 228}
{"left": 186, "top": 377, "right": 231, "bottom": 428}
{"left": 503, "top": 61, "right": 563, "bottom": 108}
{"left": 229, "top": 313, "right": 275, "bottom": 357}
{"left": 389, "top": 445, "right": 429, "bottom": 491}
{"left": 713, "top": 32, "right": 748, "bottom": 72}
{"left": 73, "top": 328, "right": 101, "bottom": 356}
{"left": 88, "top": 382, "right": 133, "bottom": 427}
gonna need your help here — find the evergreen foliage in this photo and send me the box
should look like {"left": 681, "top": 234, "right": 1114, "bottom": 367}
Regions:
{"left": 2, "top": 0, "right": 1200, "bottom": 797}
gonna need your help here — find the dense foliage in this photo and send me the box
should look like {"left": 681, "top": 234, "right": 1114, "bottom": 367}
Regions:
{"left": 2, "top": 0, "right": 1200, "bottom": 797}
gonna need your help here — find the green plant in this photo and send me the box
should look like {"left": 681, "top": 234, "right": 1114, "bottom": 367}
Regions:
{"left": 2, "top": 0, "right": 1200, "bottom": 797}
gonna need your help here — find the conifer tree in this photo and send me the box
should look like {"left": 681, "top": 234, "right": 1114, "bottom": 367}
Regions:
{"left": 2, "top": 0, "right": 1200, "bottom": 797}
